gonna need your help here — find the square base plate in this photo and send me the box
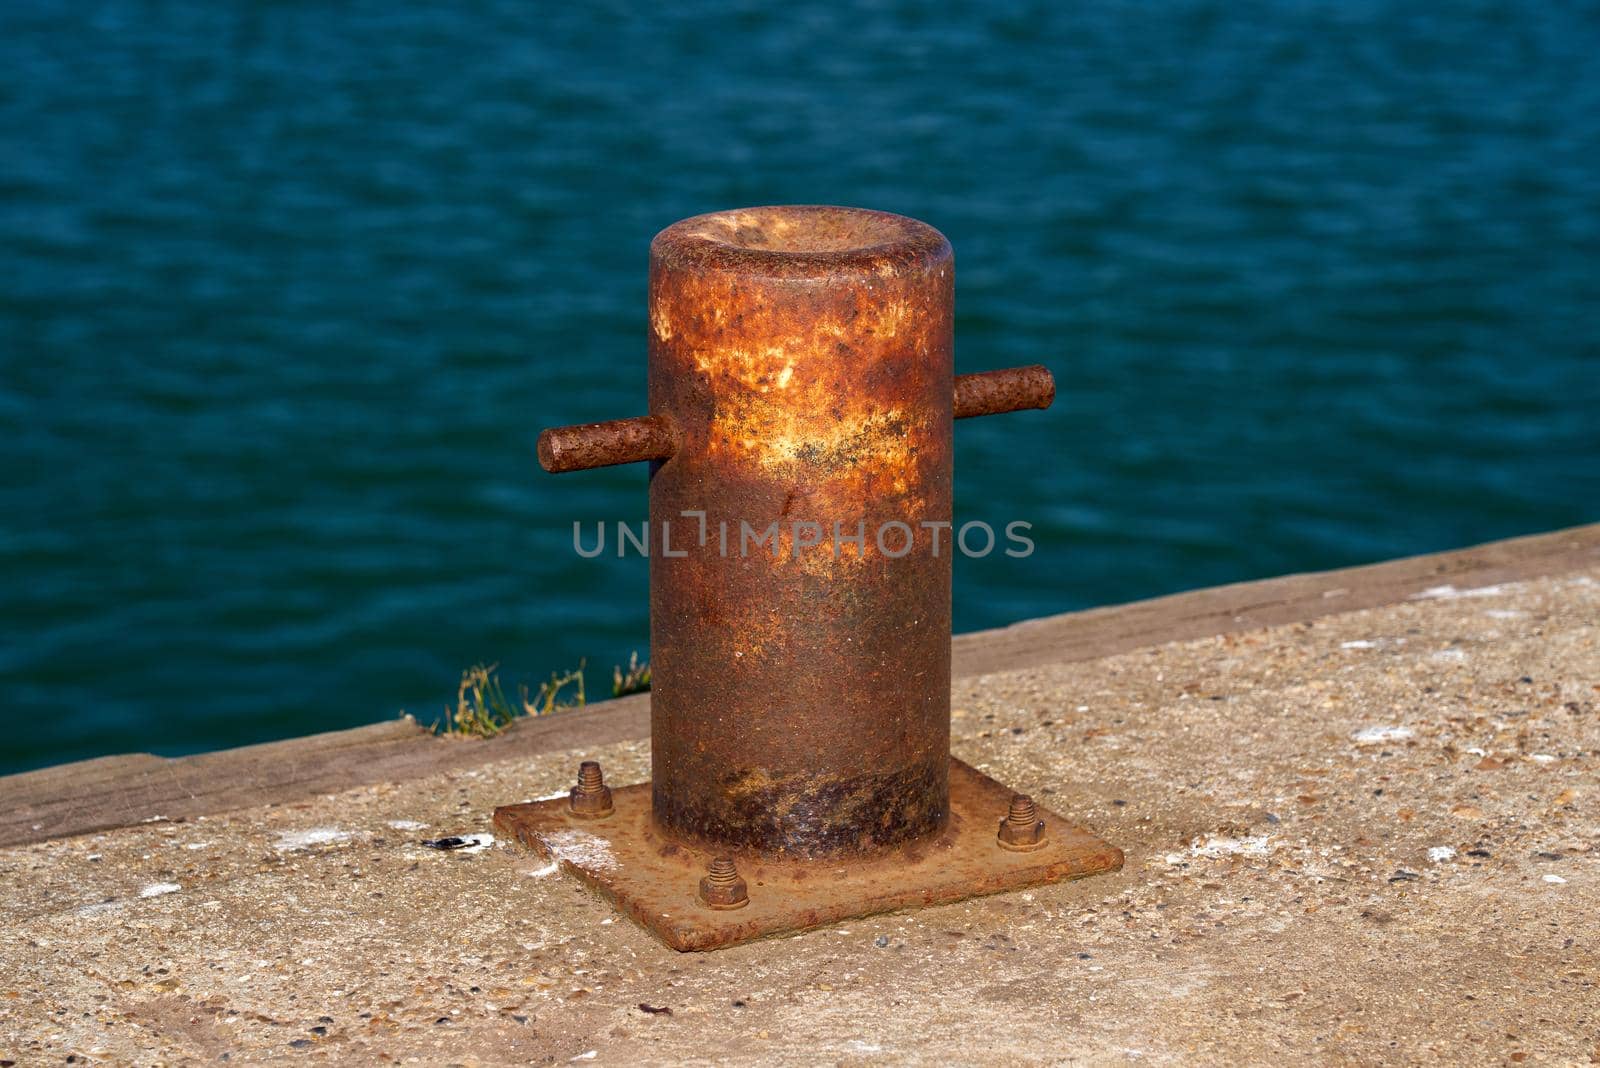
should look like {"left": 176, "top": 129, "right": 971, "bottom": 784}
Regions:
{"left": 494, "top": 758, "right": 1122, "bottom": 951}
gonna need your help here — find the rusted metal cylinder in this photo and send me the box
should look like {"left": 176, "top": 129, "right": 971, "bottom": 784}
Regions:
{"left": 647, "top": 206, "right": 955, "bottom": 859}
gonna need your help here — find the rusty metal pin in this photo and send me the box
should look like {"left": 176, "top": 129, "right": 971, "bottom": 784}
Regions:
{"left": 537, "top": 414, "right": 676, "bottom": 474}
{"left": 568, "top": 760, "right": 614, "bottom": 819}
{"left": 697, "top": 856, "right": 749, "bottom": 910}
{"left": 953, "top": 366, "right": 1055, "bottom": 420}
{"left": 997, "top": 794, "right": 1047, "bottom": 851}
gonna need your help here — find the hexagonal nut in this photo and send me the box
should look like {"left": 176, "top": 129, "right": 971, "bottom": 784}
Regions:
{"left": 698, "top": 872, "right": 749, "bottom": 910}
{"left": 568, "top": 784, "right": 614, "bottom": 818}
{"left": 996, "top": 816, "right": 1048, "bottom": 852}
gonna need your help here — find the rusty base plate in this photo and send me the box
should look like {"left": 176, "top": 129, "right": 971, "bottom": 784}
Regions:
{"left": 493, "top": 758, "right": 1122, "bottom": 952}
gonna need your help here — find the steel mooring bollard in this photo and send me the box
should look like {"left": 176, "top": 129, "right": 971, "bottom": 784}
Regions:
{"left": 495, "top": 206, "right": 1121, "bottom": 950}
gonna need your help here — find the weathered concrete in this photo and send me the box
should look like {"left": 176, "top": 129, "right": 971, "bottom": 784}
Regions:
{"left": 2, "top": 564, "right": 1596, "bottom": 1064}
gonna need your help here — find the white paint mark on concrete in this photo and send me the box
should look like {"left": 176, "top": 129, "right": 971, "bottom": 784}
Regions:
{"left": 1430, "top": 649, "right": 1469, "bottom": 664}
{"left": 139, "top": 882, "right": 181, "bottom": 898}
{"left": 1530, "top": 754, "right": 1558, "bottom": 764}
{"left": 1544, "top": 874, "right": 1567, "bottom": 884}
{"left": 183, "top": 841, "right": 212, "bottom": 851}
{"left": 1340, "top": 640, "right": 1378, "bottom": 650}
{"left": 525, "top": 862, "right": 559, "bottom": 878}
{"left": 1427, "top": 846, "right": 1457, "bottom": 864}
{"left": 77, "top": 900, "right": 126, "bottom": 918}
{"left": 1484, "top": 609, "right": 1527, "bottom": 619}
{"left": 1189, "top": 834, "right": 1272, "bottom": 859}
{"left": 571, "top": 1052, "right": 598, "bottom": 1062}
{"left": 1353, "top": 725, "right": 1414, "bottom": 745}
{"left": 274, "top": 827, "right": 352, "bottom": 851}
{"left": 1412, "top": 584, "right": 1507, "bottom": 601}
{"left": 386, "top": 820, "right": 427, "bottom": 831}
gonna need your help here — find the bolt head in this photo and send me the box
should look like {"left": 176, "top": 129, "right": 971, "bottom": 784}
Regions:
{"left": 997, "top": 816, "right": 1048, "bottom": 852}
{"left": 569, "top": 783, "right": 614, "bottom": 818}
{"left": 698, "top": 871, "right": 749, "bottom": 910}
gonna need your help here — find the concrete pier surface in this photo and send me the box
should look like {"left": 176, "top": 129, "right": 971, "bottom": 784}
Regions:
{"left": 2, "top": 526, "right": 1596, "bottom": 1065}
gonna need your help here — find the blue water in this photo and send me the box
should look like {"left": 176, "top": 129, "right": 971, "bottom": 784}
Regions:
{"left": 1, "top": 2, "right": 1596, "bottom": 774}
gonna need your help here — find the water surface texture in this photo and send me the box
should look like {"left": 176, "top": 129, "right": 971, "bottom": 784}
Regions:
{"left": 2, "top": 2, "right": 1596, "bottom": 772}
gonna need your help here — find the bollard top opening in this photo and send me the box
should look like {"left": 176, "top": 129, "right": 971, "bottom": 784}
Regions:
{"left": 653, "top": 205, "right": 950, "bottom": 278}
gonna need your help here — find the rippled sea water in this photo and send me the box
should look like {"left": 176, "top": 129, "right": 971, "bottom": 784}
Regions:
{"left": 1, "top": 1, "right": 1596, "bottom": 772}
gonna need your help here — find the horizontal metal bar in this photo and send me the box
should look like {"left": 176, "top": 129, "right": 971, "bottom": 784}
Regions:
{"left": 953, "top": 365, "right": 1055, "bottom": 420}
{"left": 539, "top": 365, "right": 1052, "bottom": 473}
{"left": 536, "top": 415, "right": 677, "bottom": 473}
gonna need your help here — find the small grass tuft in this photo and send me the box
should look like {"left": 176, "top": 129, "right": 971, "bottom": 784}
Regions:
{"left": 612, "top": 652, "right": 651, "bottom": 697}
{"left": 436, "top": 662, "right": 518, "bottom": 738}
{"left": 433, "top": 654, "right": 645, "bottom": 737}
{"left": 436, "top": 661, "right": 588, "bottom": 738}
{"left": 521, "top": 661, "right": 587, "bottom": 718}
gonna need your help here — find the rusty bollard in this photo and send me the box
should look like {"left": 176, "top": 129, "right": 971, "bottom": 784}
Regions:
{"left": 494, "top": 206, "right": 1122, "bottom": 951}
{"left": 540, "top": 206, "right": 1050, "bottom": 858}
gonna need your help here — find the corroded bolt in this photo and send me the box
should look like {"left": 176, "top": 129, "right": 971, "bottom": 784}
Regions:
{"left": 697, "top": 856, "right": 749, "bottom": 910}
{"left": 997, "top": 794, "right": 1048, "bottom": 852}
{"left": 568, "top": 760, "right": 614, "bottom": 819}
